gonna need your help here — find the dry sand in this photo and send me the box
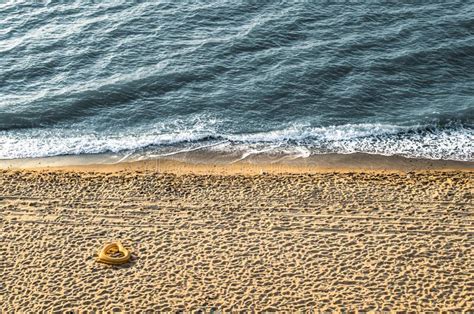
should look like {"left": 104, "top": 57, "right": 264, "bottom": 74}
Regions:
{"left": 0, "top": 160, "right": 473, "bottom": 312}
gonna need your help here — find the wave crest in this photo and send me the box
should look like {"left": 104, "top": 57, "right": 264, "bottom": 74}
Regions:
{"left": 1, "top": 121, "right": 472, "bottom": 161}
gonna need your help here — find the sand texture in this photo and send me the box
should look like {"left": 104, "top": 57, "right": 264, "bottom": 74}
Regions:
{"left": 0, "top": 169, "right": 473, "bottom": 312}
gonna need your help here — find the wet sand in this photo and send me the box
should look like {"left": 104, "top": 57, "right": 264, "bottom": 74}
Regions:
{"left": 0, "top": 159, "right": 473, "bottom": 311}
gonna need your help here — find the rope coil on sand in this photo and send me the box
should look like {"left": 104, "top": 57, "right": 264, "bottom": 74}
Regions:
{"left": 97, "top": 241, "right": 131, "bottom": 265}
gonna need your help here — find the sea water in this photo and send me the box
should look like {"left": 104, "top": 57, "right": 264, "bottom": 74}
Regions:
{"left": 0, "top": 2, "right": 473, "bottom": 161}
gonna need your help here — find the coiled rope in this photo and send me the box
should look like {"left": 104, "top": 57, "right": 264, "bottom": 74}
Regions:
{"left": 97, "top": 241, "right": 131, "bottom": 265}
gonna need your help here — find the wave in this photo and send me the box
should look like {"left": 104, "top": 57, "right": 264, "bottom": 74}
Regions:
{"left": 1, "top": 121, "right": 472, "bottom": 161}
{"left": 1, "top": 2, "right": 473, "bottom": 163}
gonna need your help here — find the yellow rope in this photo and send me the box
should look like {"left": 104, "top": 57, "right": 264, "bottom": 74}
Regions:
{"left": 97, "top": 241, "right": 131, "bottom": 265}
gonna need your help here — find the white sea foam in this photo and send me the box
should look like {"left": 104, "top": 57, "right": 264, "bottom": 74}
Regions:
{"left": 0, "top": 121, "right": 472, "bottom": 161}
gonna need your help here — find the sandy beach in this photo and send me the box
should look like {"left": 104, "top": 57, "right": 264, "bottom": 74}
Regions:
{"left": 0, "top": 158, "right": 473, "bottom": 312}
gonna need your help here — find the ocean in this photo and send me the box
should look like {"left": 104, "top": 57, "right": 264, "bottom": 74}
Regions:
{"left": 0, "top": 1, "right": 473, "bottom": 162}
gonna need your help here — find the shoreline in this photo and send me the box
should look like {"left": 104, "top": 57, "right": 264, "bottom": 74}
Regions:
{"left": 1, "top": 152, "right": 473, "bottom": 174}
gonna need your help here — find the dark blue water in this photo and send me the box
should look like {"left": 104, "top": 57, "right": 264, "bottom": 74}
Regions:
{"left": 1, "top": 2, "right": 473, "bottom": 161}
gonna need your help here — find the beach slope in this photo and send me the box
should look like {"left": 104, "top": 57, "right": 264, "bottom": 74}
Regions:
{"left": 0, "top": 164, "right": 472, "bottom": 311}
